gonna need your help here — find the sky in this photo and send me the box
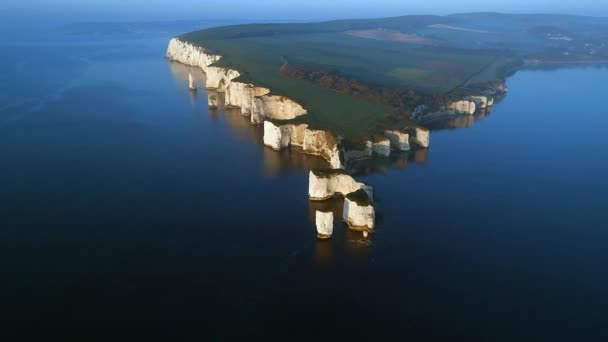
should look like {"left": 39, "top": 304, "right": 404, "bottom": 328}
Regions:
{"left": 3, "top": 0, "right": 608, "bottom": 22}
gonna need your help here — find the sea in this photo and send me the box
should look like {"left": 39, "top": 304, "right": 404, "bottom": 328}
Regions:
{"left": 1, "top": 20, "right": 607, "bottom": 340}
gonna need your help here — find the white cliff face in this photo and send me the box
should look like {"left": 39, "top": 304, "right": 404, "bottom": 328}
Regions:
{"left": 188, "top": 73, "right": 197, "bottom": 91}
{"left": 225, "top": 81, "right": 270, "bottom": 116}
{"left": 166, "top": 38, "right": 221, "bottom": 70}
{"left": 251, "top": 95, "right": 308, "bottom": 124}
{"left": 263, "top": 121, "right": 293, "bottom": 150}
{"left": 263, "top": 122, "right": 342, "bottom": 168}
{"left": 207, "top": 93, "right": 218, "bottom": 109}
{"left": 449, "top": 100, "right": 476, "bottom": 115}
{"left": 372, "top": 138, "right": 391, "bottom": 157}
{"left": 303, "top": 130, "right": 343, "bottom": 169}
{"left": 343, "top": 198, "right": 375, "bottom": 230}
{"left": 168, "top": 38, "right": 308, "bottom": 125}
{"left": 466, "top": 96, "right": 495, "bottom": 109}
{"left": 308, "top": 171, "right": 368, "bottom": 200}
{"left": 410, "top": 126, "right": 430, "bottom": 148}
{"left": 316, "top": 211, "right": 334, "bottom": 238}
{"left": 204, "top": 66, "right": 240, "bottom": 91}
{"left": 384, "top": 130, "right": 410, "bottom": 151}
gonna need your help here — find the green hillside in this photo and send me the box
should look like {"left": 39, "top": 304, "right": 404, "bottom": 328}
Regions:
{"left": 179, "top": 13, "right": 608, "bottom": 138}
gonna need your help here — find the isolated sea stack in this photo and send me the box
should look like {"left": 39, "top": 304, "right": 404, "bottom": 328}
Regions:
{"left": 189, "top": 73, "right": 197, "bottom": 91}
{"left": 316, "top": 211, "right": 334, "bottom": 239}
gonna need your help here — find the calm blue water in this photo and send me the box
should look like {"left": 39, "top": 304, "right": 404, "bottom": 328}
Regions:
{"left": 1, "top": 23, "right": 607, "bottom": 340}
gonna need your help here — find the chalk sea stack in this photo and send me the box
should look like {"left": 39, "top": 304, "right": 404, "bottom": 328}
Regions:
{"left": 316, "top": 211, "right": 334, "bottom": 239}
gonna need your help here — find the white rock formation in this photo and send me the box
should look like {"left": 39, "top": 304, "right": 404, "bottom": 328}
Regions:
{"left": 263, "top": 121, "right": 293, "bottom": 150}
{"left": 448, "top": 100, "right": 476, "bottom": 115}
{"left": 384, "top": 130, "right": 410, "bottom": 151}
{"left": 225, "top": 81, "right": 270, "bottom": 115}
{"left": 188, "top": 73, "right": 197, "bottom": 91}
{"left": 343, "top": 196, "right": 375, "bottom": 230}
{"left": 168, "top": 38, "right": 308, "bottom": 124}
{"left": 262, "top": 122, "right": 341, "bottom": 168}
{"left": 308, "top": 171, "right": 369, "bottom": 200}
{"left": 204, "top": 66, "right": 240, "bottom": 91}
{"left": 303, "top": 129, "right": 343, "bottom": 169}
{"left": 372, "top": 138, "right": 391, "bottom": 157}
{"left": 251, "top": 95, "right": 308, "bottom": 124}
{"left": 166, "top": 38, "right": 221, "bottom": 70}
{"left": 466, "top": 96, "right": 495, "bottom": 109}
{"left": 316, "top": 211, "right": 334, "bottom": 239}
{"left": 410, "top": 126, "right": 430, "bottom": 148}
{"left": 207, "top": 92, "right": 218, "bottom": 109}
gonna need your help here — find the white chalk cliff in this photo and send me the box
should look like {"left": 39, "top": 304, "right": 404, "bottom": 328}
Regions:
{"left": 384, "top": 130, "right": 410, "bottom": 151}
{"left": 343, "top": 197, "right": 375, "bottom": 230}
{"left": 166, "top": 38, "right": 307, "bottom": 125}
{"left": 316, "top": 211, "right": 334, "bottom": 238}
{"left": 410, "top": 126, "right": 430, "bottom": 149}
{"left": 263, "top": 121, "right": 343, "bottom": 169}
{"left": 372, "top": 137, "right": 391, "bottom": 157}
{"left": 308, "top": 171, "right": 371, "bottom": 201}
{"left": 466, "top": 95, "right": 494, "bottom": 109}
{"left": 448, "top": 100, "right": 476, "bottom": 115}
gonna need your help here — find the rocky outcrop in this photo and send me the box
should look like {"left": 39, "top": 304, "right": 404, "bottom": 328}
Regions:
{"left": 448, "top": 100, "right": 476, "bottom": 115}
{"left": 166, "top": 38, "right": 221, "bottom": 70}
{"left": 343, "top": 190, "right": 375, "bottom": 230}
{"left": 252, "top": 95, "right": 308, "bottom": 124}
{"left": 409, "top": 126, "right": 430, "bottom": 148}
{"left": 308, "top": 169, "right": 370, "bottom": 201}
{"left": 316, "top": 211, "right": 334, "bottom": 239}
{"left": 466, "top": 95, "right": 494, "bottom": 109}
{"left": 302, "top": 129, "right": 343, "bottom": 169}
{"left": 372, "top": 137, "right": 391, "bottom": 157}
{"left": 225, "top": 81, "right": 270, "bottom": 115}
{"left": 204, "top": 66, "right": 240, "bottom": 91}
{"left": 384, "top": 130, "right": 410, "bottom": 151}
{"left": 189, "top": 73, "right": 197, "bottom": 91}
{"left": 167, "top": 38, "right": 307, "bottom": 124}
{"left": 263, "top": 122, "right": 342, "bottom": 169}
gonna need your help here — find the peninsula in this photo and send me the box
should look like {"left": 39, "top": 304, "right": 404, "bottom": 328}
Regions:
{"left": 166, "top": 13, "right": 608, "bottom": 233}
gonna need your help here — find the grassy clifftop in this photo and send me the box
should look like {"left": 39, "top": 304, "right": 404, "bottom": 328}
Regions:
{"left": 180, "top": 13, "right": 608, "bottom": 138}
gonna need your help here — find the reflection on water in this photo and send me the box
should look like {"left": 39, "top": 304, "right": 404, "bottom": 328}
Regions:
{"left": 347, "top": 150, "right": 428, "bottom": 176}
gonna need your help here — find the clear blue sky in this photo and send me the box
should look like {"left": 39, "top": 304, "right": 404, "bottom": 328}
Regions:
{"left": 4, "top": 0, "right": 608, "bottom": 22}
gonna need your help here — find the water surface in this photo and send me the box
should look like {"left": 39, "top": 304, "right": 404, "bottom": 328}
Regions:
{"left": 1, "top": 24, "right": 607, "bottom": 340}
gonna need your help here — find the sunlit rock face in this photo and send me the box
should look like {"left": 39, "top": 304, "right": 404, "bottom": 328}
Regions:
{"left": 343, "top": 197, "right": 375, "bottom": 230}
{"left": 449, "top": 100, "right": 476, "bottom": 115}
{"left": 207, "top": 92, "right": 218, "bottom": 109}
{"left": 409, "top": 126, "right": 430, "bottom": 149}
{"left": 372, "top": 137, "right": 391, "bottom": 157}
{"left": 225, "top": 81, "right": 270, "bottom": 116}
{"left": 263, "top": 121, "right": 293, "bottom": 150}
{"left": 166, "top": 38, "right": 221, "bottom": 70}
{"left": 204, "top": 66, "right": 240, "bottom": 91}
{"left": 303, "top": 130, "right": 343, "bottom": 169}
{"left": 316, "top": 211, "right": 334, "bottom": 239}
{"left": 251, "top": 95, "right": 308, "bottom": 124}
{"left": 263, "top": 122, "right": 342, "bottom": 168}
{"left": 384, "top": 130, "right": 410, "bottom": 151}
{"left": 308, "top": 170, "right": 367, "bottom": 200}
{"left": 466, "top": 95, "right": 494, "bottom": 109}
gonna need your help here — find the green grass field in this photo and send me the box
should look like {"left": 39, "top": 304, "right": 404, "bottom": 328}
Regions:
{"left": 180, "top": 14, "right": 608, "bottom": 137}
